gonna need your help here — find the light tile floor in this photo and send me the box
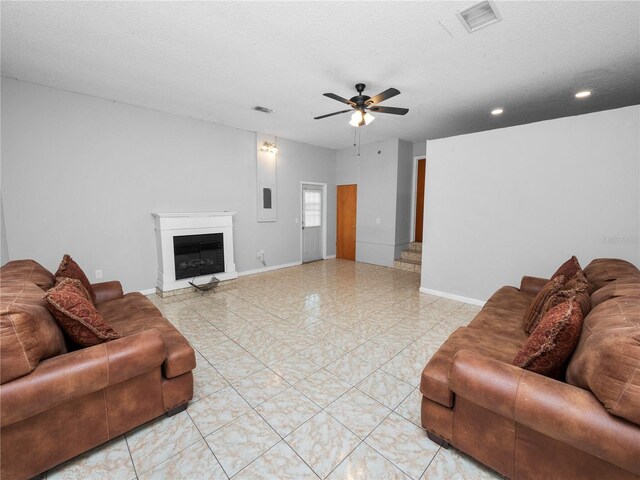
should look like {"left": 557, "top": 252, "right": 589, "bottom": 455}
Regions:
{"left": 46, "top": 259, "right": 501, "bottom": 479}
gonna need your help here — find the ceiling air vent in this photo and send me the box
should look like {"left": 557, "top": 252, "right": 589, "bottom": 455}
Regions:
{"left": 253, "top": 106, "right": 275, "bottom": 113}
{"left": 456, "top": 1, "right": 502, "bottom": 32}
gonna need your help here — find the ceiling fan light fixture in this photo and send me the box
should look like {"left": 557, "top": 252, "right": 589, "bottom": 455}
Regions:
{"left": 349, "top": 110, "right": 375, "bottom": 127}
{"left": 363, "top": 112, "right": 375, "bottom": 125}
{"left": 349, "top": 111, "right": 364, "bottom": 127}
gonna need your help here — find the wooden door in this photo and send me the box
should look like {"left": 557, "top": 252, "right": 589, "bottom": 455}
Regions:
{"left": 337, "top": 184, "right": 357, "bottom": 261}
{"left": 415, "top": 159, "right": 426, "bottom": 243}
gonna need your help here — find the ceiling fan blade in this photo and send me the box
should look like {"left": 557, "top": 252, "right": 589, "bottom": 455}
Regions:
{"left": 314, "top": 109, "right": 353, "bottom": 120}
{"left": 368, "top": 106, "right": 409, "bottom": 115}
{"left": 366, "top": 88, "right": 400, "bottom": 105}
{"left": 323, "top": 93, "right": 356, "bottom": 106}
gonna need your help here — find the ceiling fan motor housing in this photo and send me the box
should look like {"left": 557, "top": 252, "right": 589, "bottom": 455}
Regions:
{"left": 351, "top": 83, "right": 370, "bottom": 111}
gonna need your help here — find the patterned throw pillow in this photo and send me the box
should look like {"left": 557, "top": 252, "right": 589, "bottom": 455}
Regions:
{"left": 45, "top": 278, "right": 121, "bottom": 347}
{"left": 551, "top": 256, "right": 582, "bottom": 282}
{"left": 55, "top": 254, "right": 96, "bottom": 304}
{"left": 523, "top": 275, "right": 565, "bottom": 335}
{"left": 514, "top": 299, "right": 584, "bottom": 379}
{"left": 543, "top": 270, "right": 592, "bottom": 318}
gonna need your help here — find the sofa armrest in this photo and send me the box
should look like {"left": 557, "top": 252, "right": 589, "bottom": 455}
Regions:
{"left": 0, "top": 329, "right": 166, "bottom": 428}
{"left": 92, "top": 280, "right": 124, "bottom": 305}
{"left": 519, "top": 276, "right": 548, "bottom": 295}
{"left": 449, "top": 350, "right": 640, "bottom": 475}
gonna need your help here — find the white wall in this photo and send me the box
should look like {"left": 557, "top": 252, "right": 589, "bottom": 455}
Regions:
{"left": 336, "top": 138, "right": 415, "bottom": 266}
{"left": 394, "top": 139, "right": 414, "bottom": 257}
{"left": 422, "top": 105, "right": 640, "bottom": 302}
{"left": 1, "top": 78, "right": 336, "bottom": 292}
{"left": 0, "top": 197, "right": 8, "bottom": 265}
{"left": 337, "top": 139, "right": 398, "bottom": 266}
{"left": 412, "top": 141, "right": 426, "bottom": 157}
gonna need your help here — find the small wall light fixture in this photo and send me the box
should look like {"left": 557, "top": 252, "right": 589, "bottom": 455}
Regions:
{"left": 260, "top": 141, "right": 279, "bottom": 154}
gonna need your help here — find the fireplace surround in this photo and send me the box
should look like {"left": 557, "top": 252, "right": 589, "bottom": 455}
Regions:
{"left": 152, "top": 212, "right": 237, "bottom": 295}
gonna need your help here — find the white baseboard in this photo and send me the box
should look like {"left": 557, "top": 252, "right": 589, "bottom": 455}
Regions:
{"left": 140, "top": 288, "right": 156, "bottom": 295}
{"left": 419, "top": 287, "right": 486, "bottom": 307}
{"left": 238, "top": 261, "right": 302, "bottom": 277}
{"left": 324, "top": 255, "right": 336, "bottom": 259}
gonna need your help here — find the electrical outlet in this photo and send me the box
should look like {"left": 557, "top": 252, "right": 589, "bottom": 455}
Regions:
{"left": 256, "top": 250, "right": 261, "bottom": 260}
{"left": 376, "top": 217, "right": 381, "bottom": 224}
{"left": 95, "top": 269, "right": 103, "bottom": 279}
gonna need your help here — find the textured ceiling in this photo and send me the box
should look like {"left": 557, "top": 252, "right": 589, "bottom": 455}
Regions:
{"left": 2, "top": 1, "right": 639, "bottom": 149}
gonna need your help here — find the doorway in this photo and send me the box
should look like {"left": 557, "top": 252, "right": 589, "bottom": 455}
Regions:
{"left": 301, "top": 183, "right": 325, "bottom": 263}
{"left": 336, "top": 184, "right": 357, "bottom": 261}
{"left": 414, "top": 159, "right": 426, "bottom": 243}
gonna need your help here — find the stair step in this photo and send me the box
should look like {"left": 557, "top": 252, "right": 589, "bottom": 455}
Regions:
{"left": 407, "top": 242, "right": 422, "bottom": 253}
{"left": 393, "top": 258, "right": 422, "bottom": 273}
{"left": 401, "top": 250, "right": 422, "bottom": 262}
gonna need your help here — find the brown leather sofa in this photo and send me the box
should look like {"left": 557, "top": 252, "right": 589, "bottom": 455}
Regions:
{"left": 0, "top": 259, "right": 196, "bottom": 479}
{"left": 420, "top": 258, "right": 640, "bottom": 480}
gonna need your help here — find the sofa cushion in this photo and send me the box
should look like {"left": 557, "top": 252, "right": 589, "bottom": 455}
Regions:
{"left": 583, "top": 258, "right": 640, "bottom": 293}
{"left": 467, "top": 307, "right": 529, "bottom": 343}
{"left": 55, "top": 254, "right": 96, "bottom": 304}
{"left": 420, "top": 327, "right": 524, "bottom": 407}
{"left": 0, "top": 280, "right": 67, "bottom": 384}
{"left": 590, "top": 277, "right": 640, "bottom": 307}
{"left": 566, "top": 297, "right": 640, "bottom": 425}
{"left": 551, "top": 256, "right": 582, "bottom": 281}
{"left": 98, "top": 293, "right": 195, "bottom": 378}
{"left": 0, "top": 259, "right": 55, "bottom": 290}
{"left": 45, "top": 278, "right": 121, "bottom": 347}
{"left": 523, "top": 276, "right": 565, "bottom": 335}
{"left": 514, "top": 299, "right": 584, "bottom": 379}
{"left": 484, "top": 286, "right": 535, "bottom": 312}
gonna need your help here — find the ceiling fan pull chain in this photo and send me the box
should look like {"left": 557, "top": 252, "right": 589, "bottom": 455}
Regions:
{"left": 353, "top": 127, "right": 357, "bottom": 147}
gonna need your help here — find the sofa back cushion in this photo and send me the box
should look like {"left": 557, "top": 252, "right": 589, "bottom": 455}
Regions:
{"left": 0, "top": 280, "right": 67, "bottom": 384}
{"left": 0, "top": 259, "right": 55, "bottom": 290}
{"left": 583, "top": 258, "right": 640, "bottom": 293}
{"left": 590, "top": 277, "right": 640, "bottom": 307}
{"left": 566, "top": 297, "right": 640, "bottom": 425}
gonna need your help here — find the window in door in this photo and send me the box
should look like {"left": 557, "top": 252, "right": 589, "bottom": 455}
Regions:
{"left": 303, "top": 190, "right": 322, "bottom": 227}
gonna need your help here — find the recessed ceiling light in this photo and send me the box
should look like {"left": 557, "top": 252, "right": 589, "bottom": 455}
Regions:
{"left": 575, "top": 90, "right": 591, "bottom": 99}
{"left": 491, "top": 108, "right": 504, "bottom": 115}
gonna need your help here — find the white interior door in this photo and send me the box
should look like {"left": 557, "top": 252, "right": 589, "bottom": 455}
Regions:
{"left": 302, "top": 184, "right": 323, "bottom": 263}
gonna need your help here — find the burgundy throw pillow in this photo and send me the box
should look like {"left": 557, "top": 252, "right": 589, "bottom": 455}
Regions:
{"left": 543, "top": 270, "right": 592, "bottom": 318}
{"left": 523, "top": 275, "right": 565, "bottom": 335}
{"left": 55, "top": 254, "right": 96, "bottom": 304}
{"left": 45, "top": 278, "right": 121, "bottom": 347}
{"left": 514, "top": 299, "right": 584, "bottom": 379}
{"left": 551, "top": 256, "right": 582, "bottom": 282}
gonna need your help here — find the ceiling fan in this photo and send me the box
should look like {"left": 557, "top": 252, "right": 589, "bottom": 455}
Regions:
{"left": 314, "top": 83, "right": 409, "bottom": 127}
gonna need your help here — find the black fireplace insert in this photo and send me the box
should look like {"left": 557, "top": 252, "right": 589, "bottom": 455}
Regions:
{"left": 173, "top": 233, "right": 224, "bottom": 280}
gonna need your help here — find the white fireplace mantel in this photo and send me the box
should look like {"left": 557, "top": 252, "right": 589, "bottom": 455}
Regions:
{"left": 152, "top": 211, "right": 237, "bottom": 293}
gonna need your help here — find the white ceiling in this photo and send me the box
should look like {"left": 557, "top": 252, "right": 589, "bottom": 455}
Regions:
{"left": 2, "top": 1, "right": 639, "bottom": 150}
